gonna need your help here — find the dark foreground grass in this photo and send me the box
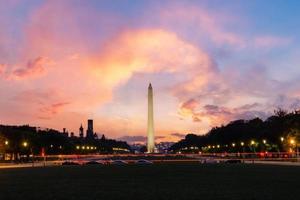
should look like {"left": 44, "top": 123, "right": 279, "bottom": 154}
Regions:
{"left": 0, "top": 163, "right": 300, "bottom": 200}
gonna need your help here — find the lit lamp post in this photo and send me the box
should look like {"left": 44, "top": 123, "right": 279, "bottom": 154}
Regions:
{"left": 262, "top": 139, "right": 267, "bottom": 153}
{"left": 297, "top": 141, "right": 299, "bottom": 162}
{"left": 3, "top": 140, "right": 9, "bottom": 160}
{"left": 22, "top": 141, "right": 28, "bottom": 147}
{"left": 279, "top": 137, "right": 284, "bottom": 154}
{"left": 240, "top": 142, "right": 245, "bottom": 158}
{"left": 22, "top": 141, "right": 32, "bottom": 165}
{"left": 290, "top": 139, "right": 298, "bottom": 161}
{"left": 250, "top": 140, "right": 256, "bottom": 153}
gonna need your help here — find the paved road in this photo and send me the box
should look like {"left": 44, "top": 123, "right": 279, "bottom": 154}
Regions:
{"left": 0, "top": 161, "right": 58, "bottom": 169}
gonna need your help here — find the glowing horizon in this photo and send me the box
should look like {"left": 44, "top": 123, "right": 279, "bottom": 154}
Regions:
{"left": 1, "top": 0, "right": 300, "bottom": 144}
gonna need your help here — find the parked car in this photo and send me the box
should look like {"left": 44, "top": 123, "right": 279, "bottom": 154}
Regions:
{"left": 199, "top": 158, "right": 219, "bottom": 164}
{"left": 224, "top": 159, "right": 242, "bottom": 164}
{"left": 135, "top": 159, "right": 153, "bottom": 165}
{"left": 111, "top": 160, "right": 128, "bottom": 165}
{"left": 85, "top": 160, "right": 103, "bottom": 165}
{"left": 62, "top": 160, "right": 80, "bottom": 166}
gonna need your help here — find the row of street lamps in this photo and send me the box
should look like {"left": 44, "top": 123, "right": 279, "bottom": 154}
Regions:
{"left": 76, "top": 145, "right": 97, "bottom": 150}
{"left": 4, "top": 140, "right": 28, "bottom": 148}
{"left": 202, "top": 137, "right": 297, "bottom": 150}
{"left": 3, "top": 140, "right": 98, "bottom": 151}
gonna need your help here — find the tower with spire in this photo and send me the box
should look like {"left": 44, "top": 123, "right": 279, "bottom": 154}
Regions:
{"left": 79, "top": 124, "right": 84, "bottom": 138}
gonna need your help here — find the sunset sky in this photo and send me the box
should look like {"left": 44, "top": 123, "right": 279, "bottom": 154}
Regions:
{"left": 1, "top": 0, "right": 300, "bottom": 143}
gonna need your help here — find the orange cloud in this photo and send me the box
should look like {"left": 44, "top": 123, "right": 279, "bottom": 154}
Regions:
{"left": 86, "top": 29, "right": 213, "bottom": 85}
{"left": 0, "top": 64, "right": 5, "bottom": 75}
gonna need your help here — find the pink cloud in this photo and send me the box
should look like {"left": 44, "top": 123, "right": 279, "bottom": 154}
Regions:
{"left": 10, "top": 57, "right": 54, "bottom": 80}
{"left": 254, "top": 36, "right": 291, "bottom": 48}
{"left": 12, "top": 89, "right": 70, "bottom": 120}
{"left": 158, "top": 4, "right": 293, "bottom": 51}
{"left": 178, "top": 97, "right": 270, "bottom": 127}
{"left": 178, "top": 99, "right": 202, "bottom": 122}
{"left": 38, "top": 102, "right": 70, "bottom": 119}
{"left": 160, "top": 4, "right": 245, "bottom": 47}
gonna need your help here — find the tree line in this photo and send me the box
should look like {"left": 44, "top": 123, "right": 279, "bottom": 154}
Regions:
{"left": 0, "top": 125, "right": 131, "bottom": 160}
{"left": 170, "top": 109, "right": 300, "bottom": 153}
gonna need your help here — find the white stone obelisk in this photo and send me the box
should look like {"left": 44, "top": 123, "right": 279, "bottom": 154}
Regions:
{"left": 147, "top": 83, "right": 155, "bottom": 153}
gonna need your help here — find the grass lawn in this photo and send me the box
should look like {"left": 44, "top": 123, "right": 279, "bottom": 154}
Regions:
{"left": 0, "top": 163, "right": 300, "bottom": 200}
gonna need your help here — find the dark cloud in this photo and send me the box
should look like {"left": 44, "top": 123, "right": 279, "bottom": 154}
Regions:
{"left": 171, "top": 133, "right": 186, "bottom": 138}
{"left": 273, "top": 95, "right": 300, "bottom": 110}
{"left": 118, "top": 136, "right": 146, "bottom": 143}
{"left": 118, "top": 135, "right": 166, "bottom": 143}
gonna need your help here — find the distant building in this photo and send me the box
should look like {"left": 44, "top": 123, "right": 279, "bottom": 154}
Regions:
{"left": 156, "top": 142, "right": 175, "bottom": 153}
{"left": 79, "top": 124, "right": 84, "bottom": 138}
{"left": 86, "top": 119, "right": 94, "bottom": 139}
{"left": 62, "top": 128, "right": 68, "bottom": 137}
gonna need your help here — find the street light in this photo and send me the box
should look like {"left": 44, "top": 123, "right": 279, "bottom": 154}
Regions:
{"left": 22, "top": 141, "right": 28, "bottom": 147}
{"left": 263, "top": 139, "right": 267, "bottom": 144}
{"left": 4, "top": 140, "right": 8, "bottom": 145}
{"left": 280, "top": 137, "right": 284, "bottom": 142}
{"left": 250, "top": 140, "right": 256, "bottom": 153}
{"left": 232, "top": 143, "right": 236, "bottom": 147}
{"left": 289, "top": 139, "right": 298, "bottom": 160}
{"left": 76, "top": 146, "right": 80, "bottom": 150}
{"left": 240, "top": 142, "right": 244, "bottom": 146}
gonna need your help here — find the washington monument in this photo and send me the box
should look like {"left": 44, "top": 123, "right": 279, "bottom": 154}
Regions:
{"left": 147, "top": 83, "right": 155, "bottom": 153}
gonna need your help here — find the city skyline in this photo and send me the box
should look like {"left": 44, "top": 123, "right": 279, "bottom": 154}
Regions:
{"left": 1, "top": 1, "right": 300, "bottom": 143}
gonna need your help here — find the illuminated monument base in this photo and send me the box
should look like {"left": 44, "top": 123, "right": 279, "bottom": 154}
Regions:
{"left": 147, "top": 83, "right": 155, "bottom": 153}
